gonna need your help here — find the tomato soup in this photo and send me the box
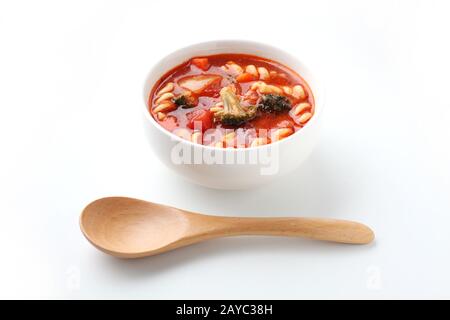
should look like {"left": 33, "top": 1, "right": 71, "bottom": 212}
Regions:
{"left": 149, "top": 54, "right": 314, "bottom": 148}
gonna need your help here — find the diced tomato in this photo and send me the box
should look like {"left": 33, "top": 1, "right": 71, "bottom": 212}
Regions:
{"left": 178, "top": 75, "right": 222, "bottom": 94}
{"left": 236, "top": 72, "right": 257, "bottom": 83}
{"left": 187, "top": 109, "right": 213, "bottom": 132}
{"left": 192, "top": 58, "right": 210, "bottom": 71}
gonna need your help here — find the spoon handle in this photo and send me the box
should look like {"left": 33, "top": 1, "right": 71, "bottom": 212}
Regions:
{"left": 202, "top": 216, "right": 374, "bottom": 244}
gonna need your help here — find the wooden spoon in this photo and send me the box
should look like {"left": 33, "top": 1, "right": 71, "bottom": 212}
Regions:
{"left": 80, "top": 197, "right": 374, "bottom": 258}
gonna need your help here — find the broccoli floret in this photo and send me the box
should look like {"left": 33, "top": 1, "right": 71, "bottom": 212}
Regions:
{"left": 173, "top": 95, "right": 189, "bottom": 106}
{"left": 214, "top": 86, "right": 257, "bottom": 126}
{"left": 258, "top": 94, "right": 291, "bottom": 113}
{"left": 173, "top": 92, "right": 196, "bottom": 109}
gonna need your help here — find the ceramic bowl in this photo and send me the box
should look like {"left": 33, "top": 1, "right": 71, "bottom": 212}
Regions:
{"left": 142, "top": 40, "right": 324, "bottom": 189}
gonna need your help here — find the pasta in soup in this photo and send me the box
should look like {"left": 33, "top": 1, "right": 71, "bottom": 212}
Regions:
{"left": 149, "top": 54, "right": 314, "bottom": 148}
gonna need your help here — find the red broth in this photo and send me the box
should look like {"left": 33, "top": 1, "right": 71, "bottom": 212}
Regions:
{"left": 149, "top": 54, "right": 314, "bottom": 148}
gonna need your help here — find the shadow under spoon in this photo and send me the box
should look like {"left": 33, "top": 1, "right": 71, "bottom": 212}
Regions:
{"left": 80, "top": 197, "right": 375, "bottom": 258}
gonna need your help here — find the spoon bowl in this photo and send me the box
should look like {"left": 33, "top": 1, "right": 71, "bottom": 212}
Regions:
{"left": 81, "top": 197, "right": 192, "bottom": 257}
{"left": 80, "top": 197, "right": 375, "bottom": 258}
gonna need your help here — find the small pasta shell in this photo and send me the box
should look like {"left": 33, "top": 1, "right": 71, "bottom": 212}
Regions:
{"left": 299, "top": 112, "right": 312, "bottom": 124}
{"left": 251, "top": 81, "right": 265, "bottom": 91}
{"left": 259, "top": 84, "right": 283, "bottom": 95}
{"left": 153, "top": 101, "right": 175, "bottom": 113}
{"left": 155, "top": 92, "right": 174, "bottom": 105}
{"left": 292, "top": 85, "right": 307, "bottom": 100}
{"left": 191, "top": 131, "right": 202, "bottom": 144}
{"left": 156, "top": 82, "right": 174, "bottom": 97}
{"left": 231, "top": 63, "right": 243, "bottom": 74}
{"left": 293, "top": 102, "right": 311, "bottom": 116}
{"left": 245, "top": 65, "right": 258, "bottom": 77}
{"left": 156, "top": 112, "right": 166, "bottom": 120}
{"left": 271, "top": 128, "right": 293, "bottom": 141}
{"left": 210, "top": 106, "right": 224, "bottom": 113}
{"left": 222, "top": 62, "right": 243, "bottom": 75}
{"left": 257, "top": 84, "right": 269, "bottom": 93}
{"left": 250, "top": 137, "right": 268, "bottom": 147}
{"left": 282, "top": 86, "right": 293, "bottom": 95}
{"left": 257, "top": 67, "right": 270, "bottom": 80}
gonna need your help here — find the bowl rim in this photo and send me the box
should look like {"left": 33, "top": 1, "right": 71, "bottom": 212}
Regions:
{"left": 142, "top": 39, "right": 325, "bottom": 151}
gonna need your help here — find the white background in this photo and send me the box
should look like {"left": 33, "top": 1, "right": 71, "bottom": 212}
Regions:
{"left": 1, "top": 0, "right": 449, "bottom": 299}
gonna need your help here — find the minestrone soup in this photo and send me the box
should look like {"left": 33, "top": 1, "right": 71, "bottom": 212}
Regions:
{"left": 149, "top": 54, "right": 314, "bottom": 148}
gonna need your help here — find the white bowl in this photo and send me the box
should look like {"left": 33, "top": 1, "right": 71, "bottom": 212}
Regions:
{"left": 142, "top": 40, "right": 324, "bottom": 189}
